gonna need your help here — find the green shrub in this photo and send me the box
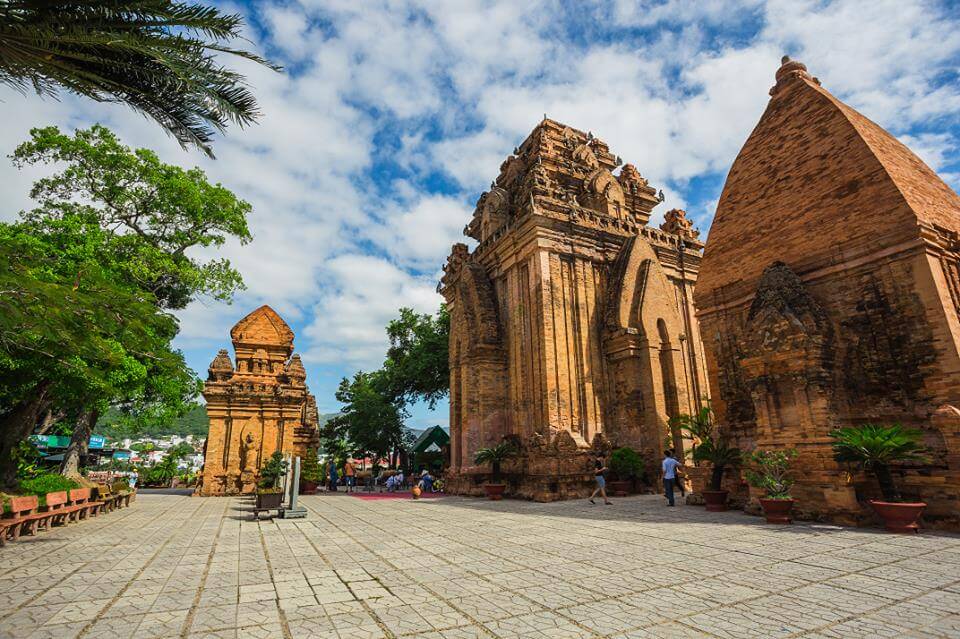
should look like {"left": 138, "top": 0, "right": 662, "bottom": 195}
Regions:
{"left": 258, "top": 452, "right": 288, "bottom": 489}
{"left": 609, "top": 447, "right": 644, "bottom": 481}
{"left": 19, "top": 473, "right": 80, "bottom": 504}
{"left": 745, "top": 449, "right": 798, "bottom": 499}
{"left": 300, "top": 449, "right": 322, "bottom": 482}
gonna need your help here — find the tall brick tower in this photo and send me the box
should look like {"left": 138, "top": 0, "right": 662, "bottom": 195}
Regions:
{"left": 695, "top": 58, "right": 960, "bottom": 526}
{"left": 197, "top": 306, "right": 320, "bottom": 496}
{"left": 439, "top": 119, "right": 709, "bottom": 499}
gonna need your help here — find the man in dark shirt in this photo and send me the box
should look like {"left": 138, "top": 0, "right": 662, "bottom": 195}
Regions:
{"left": 589, "top": 455, "right": 612, "bottom": 505}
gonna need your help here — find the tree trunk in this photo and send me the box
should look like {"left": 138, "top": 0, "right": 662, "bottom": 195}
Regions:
{"left": 36, "top": 409, "right": 65, "bottom": 435}
{"left": 492, "top": 461, "right": 501, "bottom": 483}
{"left": 710, "top": 464, "right": 725, "bottom": 491}
{"left": 0, "top": 381, "right": 53, "bottom": 489}
{"left": 874, "top": 463, "right": 900, "bottom": 501}
{"left": 61, "top": 408, "right": 99, "bottom": 478}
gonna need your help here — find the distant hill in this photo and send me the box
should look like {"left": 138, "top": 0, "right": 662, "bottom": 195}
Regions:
{"left": 97, "top": 407, "right": 340, "bottom": 441}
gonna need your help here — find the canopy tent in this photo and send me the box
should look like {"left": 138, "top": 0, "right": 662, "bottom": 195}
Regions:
{"left": 409, "top": 426, "right": 450, "bottom": 455}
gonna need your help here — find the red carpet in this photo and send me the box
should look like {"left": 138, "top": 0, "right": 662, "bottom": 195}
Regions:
{"left": 348, "top": 491, "right": 446, "bottom": 500}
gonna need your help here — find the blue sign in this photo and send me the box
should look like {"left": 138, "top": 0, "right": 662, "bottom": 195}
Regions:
{"left": 88, "top": 435, "right": 106, "bottom": 449}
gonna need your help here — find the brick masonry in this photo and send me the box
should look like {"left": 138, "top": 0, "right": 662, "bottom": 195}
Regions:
{"left": 196, "top": 306, "right": 320, "bottom": 496}
{"left": 440, "top": 119, "right": 710, "bottom": 500}
{"left": 695, "top": 58, "right": 960, "bottom": 528}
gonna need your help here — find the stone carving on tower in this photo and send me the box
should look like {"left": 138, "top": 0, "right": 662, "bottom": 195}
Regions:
{"left": 196, "top": 306, "right": 320, "bottom": 496}
{"left": 440, "top": 118, "right": 709, "bottom": 500}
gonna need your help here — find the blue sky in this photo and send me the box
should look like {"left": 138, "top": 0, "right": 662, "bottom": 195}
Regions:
{"left": 2, "top": 0, "right": 960, "bottom": 430}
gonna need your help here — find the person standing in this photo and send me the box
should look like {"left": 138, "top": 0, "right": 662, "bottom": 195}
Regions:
{"left": 343, "top": 459, "right": 356, "bottom": 492}
{"left": 589, "top": 455, "right": 612, "bottom": 505}
{"left": 662, "top": 450, "right": 681, "bottom": 506}
{"left": 327, "top": 458, "right": 339, "bottom": 492}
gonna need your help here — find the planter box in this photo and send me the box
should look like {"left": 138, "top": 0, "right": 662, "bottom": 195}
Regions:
{"left": 256, "top": 492, "right": 283, "bottom": 509}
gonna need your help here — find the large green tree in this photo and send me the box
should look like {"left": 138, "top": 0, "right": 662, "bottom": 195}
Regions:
{"left": 0, "top": 0, "right": 278, "bottom": 155}
{"left": 1, "top": 124, "right": 250, "bottom": 481}
{"left": 382, "top": 306, "right": 449, "bottom": 408}
{"left": 0, "top": 227, "right": 195, "bottom": 486}
{"left": 330, "top": 371, "right": 408, "bottom": 464}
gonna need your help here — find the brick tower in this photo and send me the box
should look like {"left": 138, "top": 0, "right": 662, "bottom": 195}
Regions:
{"left": 197, "top": 306, "right": 320, "bottom": 496}
{"left": 440, "top": 119, "right": 709, "bottom": 500}
{"left": 695, "top": 58, "right": 960, "bottom": 527}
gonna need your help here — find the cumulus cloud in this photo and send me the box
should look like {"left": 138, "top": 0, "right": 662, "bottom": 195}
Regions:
{"left": 1, "top": 0, "right": 957, "bottom": 412}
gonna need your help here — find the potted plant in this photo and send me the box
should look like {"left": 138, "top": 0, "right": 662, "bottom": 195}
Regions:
{"left": 830, "top": 424, "right": 927, "bottom": 533}
{"left": 299, "top": 449, "right": 322, "bottom": 495}
{"left": 608, "top": 447, "right": 644, "bottom": 496}
{"left": 745, "top": 449, "right": 798, "bottom": 524}
{"left": 256, "top": 452, "right": 288, "bottom": 509}
{"left": 473, "top": 441, "right": 518, "bottom": 500}
{"left": 677, "top": 408, "right": 741, "bottom": 511}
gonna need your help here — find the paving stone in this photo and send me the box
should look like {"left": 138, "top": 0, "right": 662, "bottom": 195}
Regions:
{"left": 1, "top": 492, "right": 959, "bottom": 639}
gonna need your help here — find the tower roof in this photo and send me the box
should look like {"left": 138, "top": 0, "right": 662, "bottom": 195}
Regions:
{"left": 697, "top": 57, "right": 960, "bottom": 303}
{"left": 230, "top": 305, "right": 295, "bottom": 351}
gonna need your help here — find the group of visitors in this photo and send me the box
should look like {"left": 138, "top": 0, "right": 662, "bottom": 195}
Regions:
{"left": 588, "top": 450, "right": 687, "bottom": 507}
{"left": 321, "top": 459, "right": 440, "bottom": 494}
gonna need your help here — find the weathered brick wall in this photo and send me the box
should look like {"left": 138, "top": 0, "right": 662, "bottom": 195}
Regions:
{"left": 695, "top": 59, "right": 960, "bottom": 528}
{"left": 441, "top": 119, "right": 710, "bottom": 500}
{"left": 197, "top": 306, "right": 319, "bottom": 496}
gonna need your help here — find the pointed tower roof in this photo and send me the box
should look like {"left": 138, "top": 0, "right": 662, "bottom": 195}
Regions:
{"left": 697, "top": 57, "right": 960, "bottom": 302}
{"left": 285, "top": 353, "right": 307, "bottom": 384}
{"left": 230, "top": 305, "right": 295, "bottom": 352}
{"left": 208, "top": 348, "right": 233, "bottom": 371}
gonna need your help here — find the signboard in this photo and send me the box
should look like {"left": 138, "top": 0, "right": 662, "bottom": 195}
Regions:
{"left": 31, "top": 434, "right": 108, "bottom": 449}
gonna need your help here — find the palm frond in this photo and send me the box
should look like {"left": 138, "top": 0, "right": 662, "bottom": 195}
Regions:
{"left": 0, "top": 0, "right": 280, "bottom": 154}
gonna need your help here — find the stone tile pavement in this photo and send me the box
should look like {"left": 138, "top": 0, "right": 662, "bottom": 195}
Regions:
{"left": 1, "top": 491, "right": 959, "bottom": 638}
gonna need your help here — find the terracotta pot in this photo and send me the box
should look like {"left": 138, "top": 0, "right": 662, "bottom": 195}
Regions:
{"left": 300, "top": 480, "right": 318, "bottom": 495}
{"left": 701, "top": 490, "right": 729, "bottom": 512}
{"left": 759, "top": 498, "right": 795, "bottom": 524}
{"left": 483, "top": 484, "right": 506, "bottom": 501}
{"left": 869, "top": 500, "right": 926, "bottom": 534}
{"left": 608, "top": 480, "right": 631, "bottom": 497}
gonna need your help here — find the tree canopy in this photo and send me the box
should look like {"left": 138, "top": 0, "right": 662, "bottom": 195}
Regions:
{"left": 0, "top": 0, "right": 279, "bottom": 155}
{"left": 0, "top": 124, "right": 252, "bottom": 486}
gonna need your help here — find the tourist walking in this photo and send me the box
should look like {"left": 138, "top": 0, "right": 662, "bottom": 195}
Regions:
{"left": 344, "top": 459, "right": 356, "bottom": 492}
{"left": 589, "top": 454, "right": 612, "bottom": 505}
{"left": 662, "top": 450, "right": 681, "bottom": 506}
{"left": 327, "top": 459, "right": 339, "bottom": 492}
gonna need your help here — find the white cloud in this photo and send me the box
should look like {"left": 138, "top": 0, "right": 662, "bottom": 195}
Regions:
{"left": 1, "top": 0, "right": 958, "bottom": 412}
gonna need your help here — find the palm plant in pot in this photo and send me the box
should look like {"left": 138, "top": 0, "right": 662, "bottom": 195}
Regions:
{"left": 745, "top": 449, "right": 798, "bottom": 524}
{"left": 474, "top": 441, "right": 517, "bottom": 500}
{"left": 830, "top": 424, "right": 927, "bottom": 533}
{"left": 677, "top": 407, "right": 741, "bottom": 511}
{"left": 608, "top": 447, "right": 644, "bottom": 496}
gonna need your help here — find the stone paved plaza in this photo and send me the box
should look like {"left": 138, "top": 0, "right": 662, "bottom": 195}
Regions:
{"left": 2, "top": 492, "right": 959, "bottom": 639}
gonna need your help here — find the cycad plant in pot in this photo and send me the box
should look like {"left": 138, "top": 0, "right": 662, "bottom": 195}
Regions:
{"left": 474, "top": 442, "right": 517, "bottom": 500}
{"left": 693, "top": 438, "right": 742, "bottom": 511}
{"left": 745, "top": 449, "right": 798, "bottom": 524}
{"left": 608, "top": 447, "right": 644, "bottom": 496}
{"left": 830, "top": 424, "right": 927, "bottom": 533}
